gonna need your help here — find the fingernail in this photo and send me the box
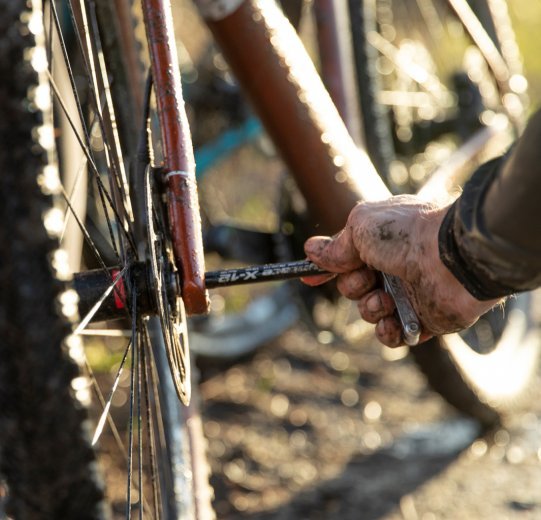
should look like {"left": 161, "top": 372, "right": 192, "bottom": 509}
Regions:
{"left": 367, "top": 293, "right": 381, "bottom": 312}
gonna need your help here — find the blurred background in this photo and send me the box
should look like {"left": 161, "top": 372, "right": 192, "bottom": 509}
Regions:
{"left": 510, "top": 0, "right": 541, "bottom": 107}
{"left": 92, "top": 0, "right": 541, "bottom": 517}
{"left": 183, "top": 1, "right": 541, "bottom": 519}
{"left": 174, "top": 1, "right": 541, "bottom": 519}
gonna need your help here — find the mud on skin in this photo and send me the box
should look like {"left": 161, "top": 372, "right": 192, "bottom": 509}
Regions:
{"left": 304, "top": 196, "right": 502, "bottom": 346}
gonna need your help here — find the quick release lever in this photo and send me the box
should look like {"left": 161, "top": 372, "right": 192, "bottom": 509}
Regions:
{"left": 204, "top": 260, "right": 421, "bottom": 346}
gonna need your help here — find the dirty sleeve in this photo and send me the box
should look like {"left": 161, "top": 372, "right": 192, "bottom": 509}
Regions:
{"left": 438, "top": 109, "right": 541, "bottom": 300}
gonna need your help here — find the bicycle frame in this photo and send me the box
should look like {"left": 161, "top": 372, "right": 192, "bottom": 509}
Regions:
{"left": 140, "top": 0, "right": 518, "bottom": 316}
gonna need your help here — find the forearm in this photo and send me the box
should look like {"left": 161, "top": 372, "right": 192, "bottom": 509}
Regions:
{"left": 439, "top": 109, "right": 541, "bottom": 299}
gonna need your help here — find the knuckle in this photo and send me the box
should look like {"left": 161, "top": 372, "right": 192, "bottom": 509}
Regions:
{"left": 348, "top": 202, "right": 366, "bottom": 225}
{"left": 336, "top": 275, "right": 353, "bottom": 298}
{"left": 337, "top": 271, "right": 370, "bottom": 299}
{"left": 358, "top": 302, "right": 377, "bottom": 323}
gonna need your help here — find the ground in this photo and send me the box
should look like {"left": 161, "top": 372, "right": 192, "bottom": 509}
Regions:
{"left": 199, "top": 319, "right": 541, "bottom": 520}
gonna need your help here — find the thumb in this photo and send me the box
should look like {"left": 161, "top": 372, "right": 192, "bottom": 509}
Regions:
{"left": 304, "top": 229, "right": 364, "bottom": 274}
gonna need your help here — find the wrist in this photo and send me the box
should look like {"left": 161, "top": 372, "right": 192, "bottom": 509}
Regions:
{"left": 433, "top": 205, "right": 501, "bottom": 316}
{"left": 438, "top": 161, "right": 524, "bottom": 300}
{"left": 419, "top": 205, "right": 499, "bottom": 330}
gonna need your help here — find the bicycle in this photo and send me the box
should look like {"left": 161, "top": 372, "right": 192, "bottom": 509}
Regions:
{"left": 0, "top": 0, "right": 536, "bottom": 518}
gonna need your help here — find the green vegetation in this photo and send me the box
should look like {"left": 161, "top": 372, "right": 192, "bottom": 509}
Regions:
{"left": 510, "top": 1, "right": 541, "bottom": 107}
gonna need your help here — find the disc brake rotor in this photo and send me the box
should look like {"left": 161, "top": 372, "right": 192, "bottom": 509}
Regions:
{"left": 144, "top": 166, "right": 191, "bottom": 404}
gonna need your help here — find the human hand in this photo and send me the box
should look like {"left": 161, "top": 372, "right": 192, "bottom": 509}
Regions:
{"left": 303, "top": 195, "right": 500, "bottom": 347}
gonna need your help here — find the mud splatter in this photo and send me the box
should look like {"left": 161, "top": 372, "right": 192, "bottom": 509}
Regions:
{"left": 378, "top": 220, "right": 396, "bottom": 241}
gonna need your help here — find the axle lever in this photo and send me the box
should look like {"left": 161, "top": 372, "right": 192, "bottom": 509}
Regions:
{"left": 204, "top": 260, "right": 421, "bottom": 345}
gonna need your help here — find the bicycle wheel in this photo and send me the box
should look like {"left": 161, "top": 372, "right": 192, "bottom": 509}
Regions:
{"left": 349, "top": 0, "right": 538, "bottom": 424}
{"left": 0, "top": 0, "right": 213, "bottom": 517}
{"left": 0, "top": 0, "right": 105, "bottom": 517}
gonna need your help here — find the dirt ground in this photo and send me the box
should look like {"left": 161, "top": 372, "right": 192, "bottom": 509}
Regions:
{"left": 199, "top": 319, "right": 541, "bottom": 520}
{"left": 2, "top": 308, "right": 540, "bottom": 520}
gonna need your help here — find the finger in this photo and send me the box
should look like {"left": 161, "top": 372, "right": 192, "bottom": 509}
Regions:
{"left": 301, "top": 273, "right": 336, "bottom": 286}
{"left": 336, "top": 269, "right": 377, "bottom": 300}
{"left": 375, "top": 316, "right": 402, "bottom": 347}
{"left": 304, "top": 231, "right": 364, "bottom": 273}
{"left": 358, "top": 289, "right": 396, "bottom": 323}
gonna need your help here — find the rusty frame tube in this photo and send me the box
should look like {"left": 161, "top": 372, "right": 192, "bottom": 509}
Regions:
{"left": 142, "top": 0, "right": 208, "bottom": 314}
{"left": 313, "top": 0, "right": 362, "bottom": 145}
{"left": 199, "top": 0, "right": 389, "bottom": 235}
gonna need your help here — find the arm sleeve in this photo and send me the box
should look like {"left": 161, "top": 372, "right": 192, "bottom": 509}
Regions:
{"left": 438, "top": 108, "right": 541, "bottom": 300}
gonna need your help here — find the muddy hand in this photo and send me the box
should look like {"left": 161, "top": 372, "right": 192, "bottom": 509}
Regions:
{"left": 302, "top": 195, "right": 501, "bottom": 347}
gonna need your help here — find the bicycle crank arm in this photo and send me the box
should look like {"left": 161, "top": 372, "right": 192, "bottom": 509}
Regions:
{"left": 205, "top": 260, "right": 421, "bottom": 346}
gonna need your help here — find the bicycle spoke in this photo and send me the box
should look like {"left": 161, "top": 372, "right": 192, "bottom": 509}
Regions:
{"left": 91, "top": 339, "right": 132, "bottom": 446}
{"left": 367, "top": 29, "right": 450, "bottom": 100}
{"left": 48, "top": 1, "right": 125, "bottom": 263}
{"left": 86, "top": 358, "right": 129, "bottom": 463}
{"left": 69, "top": 0, "right": 130, "bottom": 224}
{"left": 415, "top": 0, "right": 445, "bottom": 40}
{"left": 88, "top": 1, "right": 135, "bottom": 225}
{"left": 447, "top": 0, "right": 509, "bottom": 81}
{"left": 46, "top": 58, "right": 138, "bottom": 309}
{"left": 136, "top": 327, "right": 144, "bottom": 520}
{"left": 84, "top": 351, "right": 154, "bottom": 515}
{"left": 47, "top": 70, "right": 124, "bottom": 261}
{"left": 126, "top": 290, "right": 138, "bottom": 519}
{"left": 142, "top": 325, "right": 162, "bottom": 519}
{"left": 49, "top": 0, "right": 93, "bottom": 152}
{"left": 59, "top": 184, "right": 113, "bottom": 272}
{"left": 79, "top": 329, "right": 133, "bottom": 337}
{"left": 59, "top": 0, "right": 138, "bottom": 259}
